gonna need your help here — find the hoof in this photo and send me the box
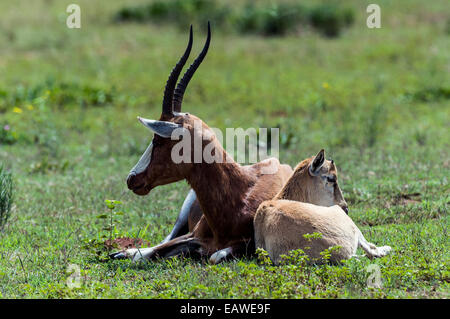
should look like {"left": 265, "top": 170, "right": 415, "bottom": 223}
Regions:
{"left": 109, "top": 251, "right": 126, "bottom": 259}
{"left": 109, "top": 247, "right": 154, "bottom": 261}
{"left": 209, "top": 247, "right": 233, "bottom": 264}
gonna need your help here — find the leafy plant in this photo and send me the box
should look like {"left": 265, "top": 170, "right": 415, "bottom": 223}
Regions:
{"left": 363, "top": 104, "right": 386, "bottom": 148}
{"left": 0, "top": 124, "right": 18, "bottom": 145}
{"left": 407, "top": 86, "right": 450, "bottom": 102}
{"left": 0, "top": 81, "right": 116, "bottom": 112}
{"left": 97, "top": 199, "right": 124, "bottom": 252}
{"left": 28, "top": 158, "right": 71, "bottom": 174}
{"left": 0, "top": 166, "right": 13, "bottom": 231}
{"left": 255, "top": 247, "right": 273, "bottom": 266}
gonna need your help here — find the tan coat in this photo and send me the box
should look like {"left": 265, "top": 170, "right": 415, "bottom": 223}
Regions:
{"left": 254, "top": 151, "right": 391, "bottom": 264}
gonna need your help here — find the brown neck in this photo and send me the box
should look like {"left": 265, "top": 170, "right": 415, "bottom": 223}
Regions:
{"left": 186, "top": 146, "right": 255, "bottom": 236}
{"left": 274, "top": 168, "right": 309, "bottom": 202}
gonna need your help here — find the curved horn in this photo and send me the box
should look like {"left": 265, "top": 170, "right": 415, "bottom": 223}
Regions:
{"left": 161, "top": 25, "right": 193, "bottom": 117}
{"left": 173, "top": 21, "right": 211, "bottom": 112}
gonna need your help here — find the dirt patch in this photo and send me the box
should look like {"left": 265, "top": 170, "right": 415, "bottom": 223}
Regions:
{"left": 270, "top": 110, "right": 288, "bottom": 118}
{"left": 104, "top": 237, "right": 150, "bottom": 251}
{"left": 388, "top": 192, "right": 422, "bottom": 207}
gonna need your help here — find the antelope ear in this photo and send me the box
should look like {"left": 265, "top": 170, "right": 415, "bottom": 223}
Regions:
{"left": 138, "top": 117, "right": 183, "bottom": 138}
{"left": 309, "top": 149, "right": 325, "bottom": 176}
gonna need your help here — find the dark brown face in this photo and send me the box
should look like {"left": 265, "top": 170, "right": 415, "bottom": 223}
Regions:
{"left": 126, "top": 114, "right": 211, "bottom": 196}
{"left": 126, "top": 135, "right": 183, "bottom": 195}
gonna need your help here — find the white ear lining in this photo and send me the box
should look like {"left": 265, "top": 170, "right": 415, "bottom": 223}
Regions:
{"left": 130, "top": 142, "right": 153, "bottom": 175}
{"left": 138, "top": 117, "right": 183, "bottom": 138}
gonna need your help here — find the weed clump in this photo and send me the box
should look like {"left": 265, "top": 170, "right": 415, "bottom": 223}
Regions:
{"left": 0, "top": 82, "right": 115, "bottom": 112}
{"left": 407, "top": 86, "right": 450, "bottom": 102}
{"left": 0, "top": 166, "right": 13, "bottom": 231}
{"left": 0, "top": 124, "right": 18, "bottom": 145}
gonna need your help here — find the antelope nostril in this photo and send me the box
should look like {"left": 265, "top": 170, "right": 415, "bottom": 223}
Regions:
{"left": 127, "top": 172, "right": 136, "bottom": 188}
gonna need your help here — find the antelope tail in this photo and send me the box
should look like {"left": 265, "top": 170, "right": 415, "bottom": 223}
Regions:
{"left": 357, "top": 230, "right": 392, "bottom": 258}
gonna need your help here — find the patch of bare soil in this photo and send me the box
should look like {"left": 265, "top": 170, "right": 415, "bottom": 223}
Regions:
{"left": 104, "top": 237, "right": 150, "bottom": 251}
{"left": 388, "top": 192, "right": 422, "bottom": 208}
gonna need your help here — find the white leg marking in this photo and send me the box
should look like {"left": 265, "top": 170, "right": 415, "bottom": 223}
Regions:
{"left": 209, "top": 247, "right": 233, "bottom": 264}
{"left": 119, "top": 247, "right": 155, "bottom": 262}
{"left": 376, "top": 245, "right": 392, "bottom": 257}
{"left": 132, "top": 247, "right": 155, "bottom": 262}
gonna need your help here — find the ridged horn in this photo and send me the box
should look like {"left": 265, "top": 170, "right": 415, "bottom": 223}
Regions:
{"left": 173, "top": 21, "right": 211, "bottom": 112}
{"left": 161, "top": 25, "right": 193, "bottom": 117}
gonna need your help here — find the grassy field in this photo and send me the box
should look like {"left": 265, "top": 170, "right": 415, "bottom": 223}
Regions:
{"left": 0, "top": 0, "right": 448, "bottom": 298}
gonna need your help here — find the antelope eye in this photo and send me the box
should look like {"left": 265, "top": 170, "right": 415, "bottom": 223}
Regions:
{"left": 327, "top": 176, "right": 336, "bottom": 183}
{"left": 152, "top": 137, "right": 162, "bottom": 146}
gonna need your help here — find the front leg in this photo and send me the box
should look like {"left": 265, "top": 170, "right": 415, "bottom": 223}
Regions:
{"left": 209, "top": 247, "right": 233, "bottom": 264}
{"left": 111, "top": 233, "right": 202, "bottom": 262}
{"left": 161, "top": 189, "right": 199, "bottom": 244}
{"left": 209, "top": 239, "right": 254, "bottom": 264}
{"left": 110, "top": 247, "right": 155, "bottom": 261}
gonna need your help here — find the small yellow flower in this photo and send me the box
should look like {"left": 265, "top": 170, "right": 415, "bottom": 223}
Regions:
{"left": 322, "top": 82, "right": 330, "bottom": 89}
{"left": 13, "top": 107, "right": 23, "bottom": 114}
{"left": 26, "top": 104, "right": 34, "bottom": 110}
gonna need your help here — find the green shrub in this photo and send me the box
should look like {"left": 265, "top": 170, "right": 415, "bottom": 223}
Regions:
{"left": 407, "top": 86, "right": 450, "bottom": 102}
{"left": 363, "top": 104, "right": 386, "bottom": 148}
{"left": 309, "top": 4, "right": 354, "bottom": 37}
{"left": 0, "top": 124, "right": 18, "bottom": 145}
{"left": 235, "top": 3, "right": 262, "bottom": 34}
{"left": 237, "top": 3, "right": 306, "bottom": 36}
{"left": 0, "top": 89, "right": 8, "bottom": 113}
{"left": 0, "top": 82, "right": 116, "bottom": 114}
{"left": 0, "top": 166, "right": 13, "bottom": 231}
{"left": 115, "top": 0, "right": 220, "bottom": 28}
{"left": 261, "top": 4, "right": 307, "bottom": 36}
{"left": 115, "top": 0, "right": 354, "bottom": 37}
{"left": 28, "top": 158, "right": 72, "bottom": 174}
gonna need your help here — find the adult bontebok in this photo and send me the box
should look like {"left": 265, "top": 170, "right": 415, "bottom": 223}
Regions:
{"left": 111, "top": 23, "right": 293, "bottom": 263}
{"left": 254, "top": 149, "right": 391, "bottom": 265}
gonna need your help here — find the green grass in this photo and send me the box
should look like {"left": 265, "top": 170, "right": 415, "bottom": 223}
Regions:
{"left": 0, "top": 0, "right": 449, "bottom": 298}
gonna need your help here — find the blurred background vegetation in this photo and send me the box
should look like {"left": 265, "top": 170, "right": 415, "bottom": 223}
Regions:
{"left": 0, "top": 0, "right": 448, "bottom": 298}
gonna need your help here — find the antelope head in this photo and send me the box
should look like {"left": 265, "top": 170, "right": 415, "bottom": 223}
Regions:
{"left": 127, "top": 23, "right": 219, "bottom": 195}
{"left": 277, "top": 149, "right": 349, "bottom": 213}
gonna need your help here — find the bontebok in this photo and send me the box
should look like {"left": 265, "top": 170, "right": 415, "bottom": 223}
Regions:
{"left": 111, "top": 23, "right": 293, "bottom": 263}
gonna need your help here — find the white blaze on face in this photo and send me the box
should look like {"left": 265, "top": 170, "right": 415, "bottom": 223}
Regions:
{"left": 130, "top": 140, "right": 153, "bottom": 175}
